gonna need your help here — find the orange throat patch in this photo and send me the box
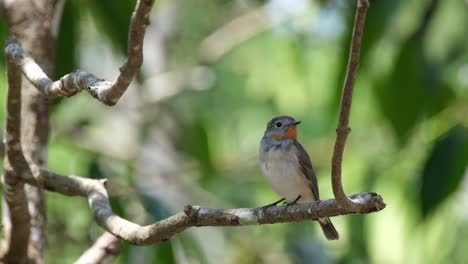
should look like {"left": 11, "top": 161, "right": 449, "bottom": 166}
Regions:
{"left": 273, "top": 125, "right": 297, "bottom": 141}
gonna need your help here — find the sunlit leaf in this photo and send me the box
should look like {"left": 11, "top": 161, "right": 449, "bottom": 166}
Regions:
{"left": 420, "top": 125, "right": 468, "bottom": 218}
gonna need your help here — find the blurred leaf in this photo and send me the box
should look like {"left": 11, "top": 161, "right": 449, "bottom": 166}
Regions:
{"left": 329, "top": 0, "right": 398, "bottom": 125}
{"left": 340, "top": 166, "right": 378, "bottom": 264}
{"left": 87, "top": 158, "right": 104, "bottom": 179}
{"left": 375, "top": 37, "right": 426, "bottom": 143}
{"left": 359, "top": 0, "right": 399, "bottom": 63}
{"left": 375, "top": 34, "right": 454, "bottom": 144}
{"left": 52, "top": 0, "right": 80, "bottom": 109}
{"left": 174, "top": 117, "right": 215, "bottom": 179}
{"left": 286, "top": 226, "right": 330, "bottom": 263}
{"left": 153, "top": 241, "right": 176, "bottom": 264}
{"left": 177, "top": 232, "right": 208, "bottom": 264}
{"left": 54, "top": 0, "right": 79, "bottom": 79}
{"left": 0, "top": 20, "right": 8, "bottom": 67}
{"left": 48, "top": 140, "right": 93, "bottom": 176}
{"left": 140, "top": 193, "right": 172, "bottom": 219}
{"left": 0, "top": 18, "right": 8, "bottom": 125}
{"left": 420, "top": 125, "right": 468, "bottom": 218}
{"left": 139, "top": 194, "right": 177, "bottom": 262}
{"left": 374, "top": 0, "right": 454, "bottom": 144}
{"left": 85, "top": 0, "right": 134, "bottom": 54}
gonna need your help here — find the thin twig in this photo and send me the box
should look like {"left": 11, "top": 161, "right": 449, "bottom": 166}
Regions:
{"left": 75, "top": 232, "right": 120, "bottom": 264}
{"left": 331, "top": 0, "right": 370, "bottom": 212}
{"left": 19, "top": 169, "right": 385, "bottom": 246}
{"left": 3, "top": 0, "right": 155, "bottom": 106}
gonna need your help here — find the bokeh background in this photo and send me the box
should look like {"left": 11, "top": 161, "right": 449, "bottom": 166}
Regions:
{"left": 1, "top": 0, "right": 468, "bottom": 263}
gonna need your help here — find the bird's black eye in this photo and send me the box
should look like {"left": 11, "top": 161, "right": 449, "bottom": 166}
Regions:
{"left": 275, "top": 121, "right": 282, "bottom": 128}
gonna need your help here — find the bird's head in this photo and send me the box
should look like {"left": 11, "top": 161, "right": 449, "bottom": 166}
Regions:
{"left": 263, "top": 116, "right": 301, "bottom": 141}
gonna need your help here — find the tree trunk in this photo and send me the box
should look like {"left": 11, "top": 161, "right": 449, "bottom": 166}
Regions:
{"left": 2, "top": 0, "right": 60, "bottom": 262}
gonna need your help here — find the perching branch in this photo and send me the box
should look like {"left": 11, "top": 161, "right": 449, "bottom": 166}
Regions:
{"left": 75, "top": 232, "right": 120, "bottom": 264}
{"left": 1, "top": 0, "right": 386, "bottom": 255}
{"left": 18, "top": 169, "right": 385, "bottom": 246}
{"left": 331, "top": 0, "right": 371, "bottom": 212}
{"left": 3, "top": 0, "right": 155, "bottom": 106}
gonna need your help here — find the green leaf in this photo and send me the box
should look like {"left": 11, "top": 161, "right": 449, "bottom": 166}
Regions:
{"left": 375, "top": 34, "right": 454, "bottom": 144}
{"left": 328, "top": 0, "right": 399, "bottom": 126}
{"left": 420, "top": 125, "right": 468, "bottom": 218}
{"left": 0, "top": 21, "right": 8, "bottom": 68}
{"left": 374, "top": 0, "right": 455, "bottom": 145}
{"left": 140, "top": 193, "right": 171, "bottom": 219}
{"left": 375, "top": 37, "right": 426, "bottom": 143}
{"left": 138, "top": 194, "right": 176, "bottom": 263}
{"left": 173, "top": 117, "right": 214, "bottom": 179}
{"left": 85, "top": 0, "right": 135, "bottom": 54}
{"left": 54, "top": 0, "right": 79, "bottom": 79}
{"left": 153, "top": 241, "right": 176, "bottom": 264}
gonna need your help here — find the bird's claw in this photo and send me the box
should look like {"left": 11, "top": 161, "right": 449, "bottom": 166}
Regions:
{"left": 262, "top": 198, "right": 286, "bottom": 208}
{"left": 284, "top": 195, "right": 301, "bottom": 205}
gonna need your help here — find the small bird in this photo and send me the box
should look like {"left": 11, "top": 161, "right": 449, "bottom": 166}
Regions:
{"left": 259, "top": 116, "right": 339, "bottom": 240}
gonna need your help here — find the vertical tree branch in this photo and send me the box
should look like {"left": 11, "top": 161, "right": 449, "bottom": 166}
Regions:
{"left": 1, "top": 42, "right": 32, "bottom": 264}
{"left": 103, "top": 0, "right": 154, "bottom": 104}
{"left": 1, "top": 0, "right": 61, "bottom": 262}
{"left": 331, "top": 0, "right": 370, "bottom": 212}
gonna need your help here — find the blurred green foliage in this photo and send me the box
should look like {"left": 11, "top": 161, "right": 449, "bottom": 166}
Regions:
{"left": 420, "top": 125, "right": 468, "bottom": 219}
{"left": 1, "top": 0, "right": 468, "bottom": 263}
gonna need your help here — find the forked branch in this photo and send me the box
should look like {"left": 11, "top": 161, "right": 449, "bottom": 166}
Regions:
{"left": 1, "top": 0, "right": 386, "bottom": 254}
{"left": 20, "top": 170, "right": 385, "bottom": 246}
{"left": 3, "top": 0, "right": 155, "bottom": 106}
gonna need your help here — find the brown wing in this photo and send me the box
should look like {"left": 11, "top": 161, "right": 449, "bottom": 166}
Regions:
{"left": 293, "top": 141, "right": 320, "bottom": 200}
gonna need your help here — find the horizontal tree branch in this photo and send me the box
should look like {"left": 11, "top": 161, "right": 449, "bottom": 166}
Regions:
{"left": 3, "top": 0, "right": 155, "bottom": 106}
{"left": 1, "top": 0, "right": 387, "bottom": 253}
{"left": 20, "top": 168, "right": 385, "bottom": 246}
{"left": 75, "top": 232, "right": 120, "bottom": 264}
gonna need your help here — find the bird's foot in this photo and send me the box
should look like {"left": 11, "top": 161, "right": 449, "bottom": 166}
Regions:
{"left": 283, "top": 195, "right": 302, "bottom": 206}
{"left": 262, "top": 198, "right": 286, "bottom": 208}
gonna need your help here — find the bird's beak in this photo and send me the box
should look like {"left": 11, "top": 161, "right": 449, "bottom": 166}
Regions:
{"left": 293, "top": 121, "right": 301, "bottom": 126}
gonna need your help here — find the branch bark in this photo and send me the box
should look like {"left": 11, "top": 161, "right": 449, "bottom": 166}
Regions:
{"left": 331, "top": 0, "right": 371, "bottom": 212}
{"left": 19, "top": 169, "right": 385, "bottom": 246}
{"left": 1, "top": 43, "right": 32, "bottom": 264}
{"left": 2, "top": 1, "right": 62, "bottom": 261}
{"left": 75, "top": 232, "right": 120, "bottom": 264}
{"left": 1, "top": 0, "right": 386, "bottom": 257}
{"left": 3, "top": 0, "right": 154, "bottom": 106}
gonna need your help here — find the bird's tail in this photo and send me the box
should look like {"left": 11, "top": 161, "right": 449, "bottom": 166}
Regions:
{"left": 318, "top": 217, "right": 339, "bottom": 240}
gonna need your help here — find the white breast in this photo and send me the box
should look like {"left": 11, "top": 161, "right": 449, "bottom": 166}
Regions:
{"left": 260, "top": 148, "right": 314, "bottom": 203}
